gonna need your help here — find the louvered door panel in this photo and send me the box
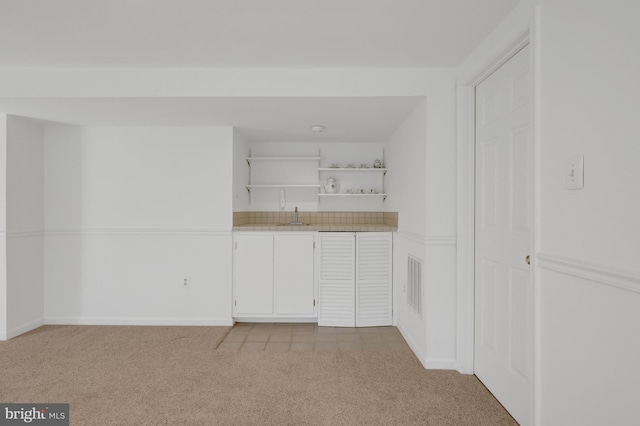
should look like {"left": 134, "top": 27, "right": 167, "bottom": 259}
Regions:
{"left": 356, "top": 232, "right": 392, "bottom": 327}
{"left": 318, "top": 233, "right": 355, "bottom": 327}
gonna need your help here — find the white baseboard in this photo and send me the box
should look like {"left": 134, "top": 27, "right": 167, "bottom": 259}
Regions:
{"left": 396, "top": 320, "right": 427, "bottom": 368}
{"left": 44, "top": 317, "right": 234, "bottom": 326}
{"left": 1, "top": 318, "right": 44, "bottom": 340}
{"left": 234, "top": 317, "right": 317, "bottom": 323}
{"left": 397, "top": 320, "right": 457, "bottom": 370}
{"left": 423, "top": 358, "right": 458, "bottom": 370}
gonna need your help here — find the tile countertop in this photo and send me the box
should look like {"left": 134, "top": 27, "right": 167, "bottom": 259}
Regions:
{"left": 232, "top": 223, "right": 397, "bottom": 232}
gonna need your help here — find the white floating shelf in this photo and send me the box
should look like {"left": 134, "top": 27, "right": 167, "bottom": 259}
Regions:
{"left": 246, "top": 157, "right": 321, "bottom": 164}
{"left": 246, "top": 184, "right": 321, "bottom": 191}
{"left": 318, "top": 193, "right": 387, "bottom": 201}
{"left": 318, "top": 168, "right": 387, "bottom": 172}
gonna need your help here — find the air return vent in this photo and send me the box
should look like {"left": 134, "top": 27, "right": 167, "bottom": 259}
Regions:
{"left": 407, "top": 256, "right": 422, "bottom": 316}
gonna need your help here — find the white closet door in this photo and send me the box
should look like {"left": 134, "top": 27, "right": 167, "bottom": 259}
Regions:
{"left": 356, "top": 232, "right": 392, "bottom": 327}
{"left": 475, "top": 44, "right": 533, "bottom": 426}
{"left": 318, "top": 232, "right": 355, "bottom": 327}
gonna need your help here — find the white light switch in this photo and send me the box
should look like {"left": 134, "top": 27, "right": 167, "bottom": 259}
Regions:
{"left": 566, "top": 155, "right": 584, "bottom": 190}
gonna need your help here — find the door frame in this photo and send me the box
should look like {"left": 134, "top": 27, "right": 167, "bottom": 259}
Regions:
{"left": 455, "top": 5, "right": 540, "bottom": 425}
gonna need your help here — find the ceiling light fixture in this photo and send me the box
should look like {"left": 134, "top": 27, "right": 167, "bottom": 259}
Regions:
{"left": 310, "top": 125, "right": 326, "bottom": 132}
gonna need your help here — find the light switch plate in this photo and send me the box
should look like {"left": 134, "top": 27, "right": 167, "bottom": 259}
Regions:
{"left": 566, "top": 155, "right": 584, "bottom": 190}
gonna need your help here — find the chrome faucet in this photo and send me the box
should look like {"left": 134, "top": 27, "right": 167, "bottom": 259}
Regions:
{"left": 289, "top": 206, "right": 303, "bottom": 225}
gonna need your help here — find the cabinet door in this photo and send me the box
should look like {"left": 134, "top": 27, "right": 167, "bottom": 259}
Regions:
{"left": 274, "top": 234, "right": 315, "bottom": 315}
{"left": 318, "top": 233, "right": 356, "bottom": 327}
{"left": 234, "top": 235, "right": 273, "bottom": 315}
{"left": 356, "top": 232, "right": 392, "bottom": 327}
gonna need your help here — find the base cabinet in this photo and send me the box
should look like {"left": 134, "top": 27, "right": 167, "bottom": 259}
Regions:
{"left": 233, "top": 233, "right": 316, "bottom": 318}
{"left": 274, "top": 234, "right": 315, "bottom": 315}
{"left": 234, "top": 234, "right": 274, "bottom": 315}
{"left": 318, "top": 232, "right": 392, "bottom": 327}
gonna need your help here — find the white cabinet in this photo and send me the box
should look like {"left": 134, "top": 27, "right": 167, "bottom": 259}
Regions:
{"left": 274, "top": 234, "right": 315, "bottom": 315}
{"left": 234, "top": 234, "right": 274, "bottom": 315}
{"left": 233, "top": 233, "right": 316, "bottom": 318}
{"left": 318, "top": 232, "right": 392, "bottom": 327}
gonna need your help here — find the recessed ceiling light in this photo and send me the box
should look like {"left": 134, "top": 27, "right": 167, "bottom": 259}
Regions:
{"left": 310, "top": 125, "right": 326, "bottom": 132}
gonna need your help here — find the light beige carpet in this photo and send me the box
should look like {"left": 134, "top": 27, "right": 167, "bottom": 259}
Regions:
{"left": 0, "top": 325, "right": 517, "bottom": 425}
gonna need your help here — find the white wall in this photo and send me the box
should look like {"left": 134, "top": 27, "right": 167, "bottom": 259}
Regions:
{"left": 537, "top": 0, "right": 640, "bottom": 424}
{"left": 0, "top": 114, "right": 6, "bottom": 338}
{"left": 385, "top": 100, "right": 428, "bottom": 361}
{"left": 385, "top": 100, "right": 427, "bottom": 235}
{"left": 44, "top": 126, "right": 234, "bottom": 325}
{"left": 233, "top": 129, "right": 250, "bottom": 212}
{"left": 0, "top": 68, "right": 442, "bottom": 99}
{"left": 5, "top": 116, "right": 44, "bottom": 338}
{"left": 385, "top": 72, "right": 458, "bottom": 370}
{"left": 423, "top": 77, "right": 458, "bottom": 368}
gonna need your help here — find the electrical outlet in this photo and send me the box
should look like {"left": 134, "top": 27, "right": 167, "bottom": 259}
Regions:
{"left": 182, "top": 277, "right": 190, "bottom": 288}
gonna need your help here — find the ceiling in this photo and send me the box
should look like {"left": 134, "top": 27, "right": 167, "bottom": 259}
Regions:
{"left": 0, "top": 97, "right": 424, "bottom": 143}
{"left": 0, "top": 0, "right": 519, "bottom": 141}
{"left": 0, "top": 0, "right": 519, "bottom": 68}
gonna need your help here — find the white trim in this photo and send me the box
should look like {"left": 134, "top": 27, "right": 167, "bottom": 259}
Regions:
{"left": 44, "top": 317, "right": 235, "bottom": 326}
{"left": 455, "top": 5, "right": 538, "bottom": 425}
{"left": 537, "top": 253, "right": 640, "bottom": 294}
{"left": 456, "top": 32, "right": 533, "bottom": 375}
{"left": 396, "top": 320, "right": 426, "bottom": 368}
{"left": 456, "top": 20, "right": 535, "bottom": 376}
{"left": 423, "top": 358, "right": 457, "bottom": 370}
{"left": 45, "top": 228, "right": 232, "bottom": 237}
{"left": 532, "top": 7, "right": 543, "bottom": 425}
{"left": 1, "top": 318, "right": 44, "bottom": 340}
{"left": 455, "top": 76, "right": 477, "bottom": 375}
{"left": 396, "top": 231, "right": 456, "bottom": 246}
{"left": 234, "top": 317, "right": 317, "bottom": 323}
{"left": 397, "top": 319, "right": 456, "bottom": 370}
{"left": 6, "top": 229, "right": 45, "bottom": 239}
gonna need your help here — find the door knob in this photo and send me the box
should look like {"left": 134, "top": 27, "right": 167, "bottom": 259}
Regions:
{"left": 526, "top": 255, "right": 531, "bottom": 265}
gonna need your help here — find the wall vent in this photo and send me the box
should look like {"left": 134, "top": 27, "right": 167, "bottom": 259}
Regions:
{"left": 407, "top": 255, "right": 422, "bottom": 316}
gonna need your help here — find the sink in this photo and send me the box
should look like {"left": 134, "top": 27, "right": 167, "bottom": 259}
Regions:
{"left": 277, "top": 223, "right": 310, "bottom": 226}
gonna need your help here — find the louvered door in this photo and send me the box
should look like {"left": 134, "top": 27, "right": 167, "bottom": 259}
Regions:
{"left": 356, "top": 232, "right": 392, "bottom": 327}
{"left": 318, "top": 232, "right": 356, "bottom": 327}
